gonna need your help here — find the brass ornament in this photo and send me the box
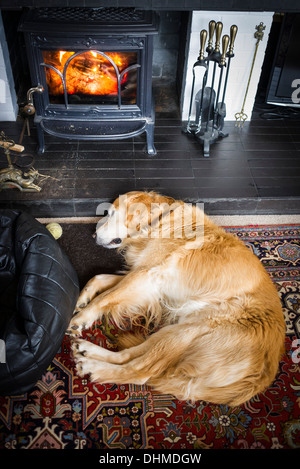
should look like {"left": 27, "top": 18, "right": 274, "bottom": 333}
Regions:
{"left": 0, "top": 132, "right": 57, "bottom": 192}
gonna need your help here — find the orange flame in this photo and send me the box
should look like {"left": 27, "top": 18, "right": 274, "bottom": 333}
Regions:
{"left": 59, "top": 51, "right": 65, "bottom": 62}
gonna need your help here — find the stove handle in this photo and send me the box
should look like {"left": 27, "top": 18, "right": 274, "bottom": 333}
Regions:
{"left": 24, "top": 85, "right": 44, "bottom": 116}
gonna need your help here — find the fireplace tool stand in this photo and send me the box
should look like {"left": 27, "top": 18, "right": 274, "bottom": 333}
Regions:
{"left": 184, "top": 21, "right": 237, "bottom": 157}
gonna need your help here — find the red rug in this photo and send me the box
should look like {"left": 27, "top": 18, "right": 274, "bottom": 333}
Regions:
{"left": 0, "top": 224, "right": 299, "bottom": 450}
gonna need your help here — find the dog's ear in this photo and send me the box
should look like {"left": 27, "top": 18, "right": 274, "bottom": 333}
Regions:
{"left": 126, "top": 201, "right": 151, "bottom": 236}
{"left": 122, "top": 191, "right": 179, "bottom": 238}
{"left": 147, "top": 192, "right": 176, "bottom": 206}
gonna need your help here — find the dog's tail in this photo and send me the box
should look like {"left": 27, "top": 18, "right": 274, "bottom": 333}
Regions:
{"left": 116, "top": 330, "right": 147, "bottom": 350}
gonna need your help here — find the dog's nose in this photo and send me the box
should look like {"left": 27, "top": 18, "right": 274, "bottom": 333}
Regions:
{"left": 112, "top": 238, "right": 122, "bottom": 245}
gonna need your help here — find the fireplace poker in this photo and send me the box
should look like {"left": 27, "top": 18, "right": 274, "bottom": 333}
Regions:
{"left": 213, "top": 33, "right": 229, "bottom": 129}
{"left": 190, "top": 21, "right": 221, "bottom": 136}
{"left": 216, "top": 24, "right": 238, "bottom": 130}
{"left": 203, "top": 20, "right": 216, "bottom": 85}
{"left": 205, "top": 21, "right": 223, "bottom": 132}
{"left": 235, "top": 22, "right": 265, "bottom": 127}
{"left": 195, "top": 30, "right": 209, "bottom": 131}
{"left": 220, "top": 25, "right": 238, "bottom": 109}
{"left": 186, "top": 29, "right": 208, "bottom": 133}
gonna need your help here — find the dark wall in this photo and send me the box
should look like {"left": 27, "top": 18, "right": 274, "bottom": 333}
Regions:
{"left": 1, "top": 10, "right": 28, "bottom": 97}
{"left": 153, "top": 11, "right": 183, "bottom": 80}
{"left": 0, "top": 0, "right": 300, "bottom": 11}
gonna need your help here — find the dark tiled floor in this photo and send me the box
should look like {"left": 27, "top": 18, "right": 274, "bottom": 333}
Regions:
{"left": 0, "top": 110, "right": 300, "bottom": 217}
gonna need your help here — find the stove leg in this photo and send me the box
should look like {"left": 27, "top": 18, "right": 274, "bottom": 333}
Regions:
{"left": 36, "top": 123, "right": 45, "bottom": 154}
{"left": 145, "top": 123, "right": 156, "bottom": 155}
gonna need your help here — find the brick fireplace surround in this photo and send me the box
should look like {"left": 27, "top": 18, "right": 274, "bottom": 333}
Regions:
{"left": 0, "top": 1, "right": 300, "bottom": 217}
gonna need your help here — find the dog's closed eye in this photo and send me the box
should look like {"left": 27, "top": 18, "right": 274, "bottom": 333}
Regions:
{"left": 111, "top": 238, "right": 122, "bottom": 245}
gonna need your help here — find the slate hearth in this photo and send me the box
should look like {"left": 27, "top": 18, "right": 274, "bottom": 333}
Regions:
{"left": 1, "top": 101, "right": 300, "bottom": 217}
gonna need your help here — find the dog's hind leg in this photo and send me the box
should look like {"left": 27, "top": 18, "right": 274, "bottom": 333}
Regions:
{"left": 75, "top": 274, "right": 124, "bottom": 312}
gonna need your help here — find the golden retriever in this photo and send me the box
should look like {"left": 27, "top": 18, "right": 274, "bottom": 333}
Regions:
{"left": 69, "top": 191, "right": 285, "bottom": 406}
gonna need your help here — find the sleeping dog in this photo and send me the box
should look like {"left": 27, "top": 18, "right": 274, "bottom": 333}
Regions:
{"left": 69, "top": 191, "right": 285, "bottom": 406}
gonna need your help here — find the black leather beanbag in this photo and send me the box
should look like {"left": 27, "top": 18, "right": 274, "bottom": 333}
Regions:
{"left": 0, "top": 210, "right": 79, "bottom": 395}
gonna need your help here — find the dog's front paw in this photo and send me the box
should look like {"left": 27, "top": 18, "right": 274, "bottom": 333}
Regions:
{"left": 74, "top": 354, "right": 105, "bottom": 381}
{"left": 72, "top": 337, "right": 99, "bottom": 357}
{"left": 71, "top": 338, "right": 87, "bottom": 357}
{"left": 75, "top": 356, "right": 94, "bottom": 378}
{"left": 67, "top": 313, "right": 89, "bottom": 336}
{"left": 67, "top": 295, "right": 107, "bottom": 337}
{"left": 74, "top": 355, "right": 112, "bottom": 383}
{"left": 74, "top": 293, "right": 91, "bottom": 315}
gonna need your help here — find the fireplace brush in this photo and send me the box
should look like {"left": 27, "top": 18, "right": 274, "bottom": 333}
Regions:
{"left": 184, "top": 21, "right": 238, "bottom": 157}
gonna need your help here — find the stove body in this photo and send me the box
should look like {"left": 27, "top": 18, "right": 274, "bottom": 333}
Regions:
{"left": 19, "top": 8, "right": 158, "bottom": 154}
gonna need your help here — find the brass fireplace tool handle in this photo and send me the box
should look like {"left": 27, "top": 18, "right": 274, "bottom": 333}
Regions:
{"left": 220, "top": 34, "right": 229, "bottom": 67}
{"left": 235, "top": 22, "right": 265, "bottom": 127}
{"left": 213, "top": 21, "right": 223, "bottom": 55}
{"left": 228, "top": 24, "right": 238, "bottom": 58}
{"left": 199, "top": 29, "right": 207, "bottom": 62}
{"left": 206, "top": 20, "right": 216, "bottom": 53}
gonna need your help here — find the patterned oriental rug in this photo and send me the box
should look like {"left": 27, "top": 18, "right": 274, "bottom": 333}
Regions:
{"left": 0, "top": 222, "right": 299, "bottom": 450}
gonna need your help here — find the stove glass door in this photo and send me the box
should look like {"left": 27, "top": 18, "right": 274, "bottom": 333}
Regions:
{"left": 41, "top": 50, "right": 138, "bottom": 106}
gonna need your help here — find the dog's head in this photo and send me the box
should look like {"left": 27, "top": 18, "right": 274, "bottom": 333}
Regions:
{"left": 94, "top": 191, "right": 176, "bottom": 249}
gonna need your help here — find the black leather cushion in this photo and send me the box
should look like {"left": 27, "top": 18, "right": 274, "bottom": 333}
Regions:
{"left": 0, "top": 210, "right": 79, "bottom": 395}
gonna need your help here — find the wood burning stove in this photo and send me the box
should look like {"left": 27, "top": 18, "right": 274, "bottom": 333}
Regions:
{"left": 19, "top": 7, "right": 158, "bottom": 154}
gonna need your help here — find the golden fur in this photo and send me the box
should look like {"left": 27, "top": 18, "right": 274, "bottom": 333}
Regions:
{"left": 69, "top": 191, "right": 285, "bottom": 406}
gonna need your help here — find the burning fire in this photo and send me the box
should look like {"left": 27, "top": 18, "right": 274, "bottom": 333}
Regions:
{"left": 42, "top": 50, "right": 136, "bottom": 98}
